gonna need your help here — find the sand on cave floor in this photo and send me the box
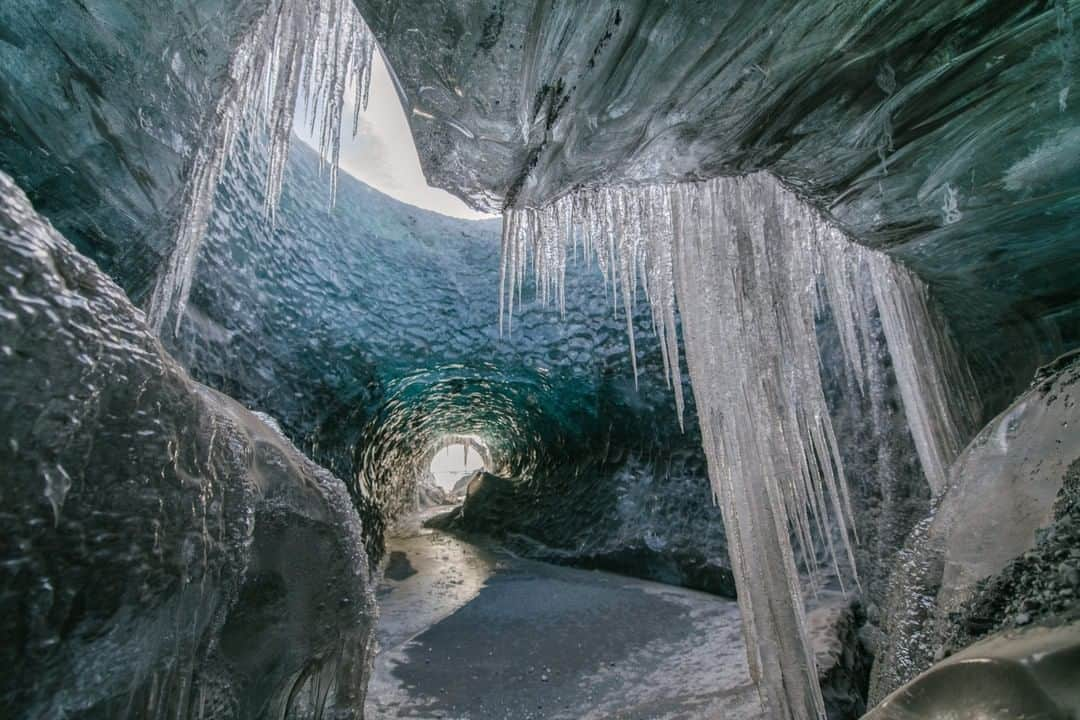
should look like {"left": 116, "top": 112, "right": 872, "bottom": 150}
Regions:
{"left": 364, "top": 519, "right": 763, "bottom": 720}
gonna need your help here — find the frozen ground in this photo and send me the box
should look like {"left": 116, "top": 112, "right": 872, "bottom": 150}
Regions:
{"left": 365, "top": 516, "right": 762, "bottom": 719}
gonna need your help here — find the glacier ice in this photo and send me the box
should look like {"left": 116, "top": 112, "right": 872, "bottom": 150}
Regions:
{"left": 500, "top": 172, "right": 978, "bottom": 719}
{"left": 0, "top": 168, "right": 377, "bottom": 718}
{"left": 867, "top": 253, "right": 980, "bottom": 493}
{"left": 353, "top": 0, "right": 1079, "bottom": 408}
{"left": 865, "top": 623, "right": 1080, "bottom": 719}
{"left": 147, "top": 0, "right": 375, "bottom": 337}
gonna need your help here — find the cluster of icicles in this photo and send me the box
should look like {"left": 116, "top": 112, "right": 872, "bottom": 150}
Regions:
{"left": 499, "top": 173, "right": 978, "bottom": 720}
{"left": 147, "top": 0, "right": 376, "bottom": 335}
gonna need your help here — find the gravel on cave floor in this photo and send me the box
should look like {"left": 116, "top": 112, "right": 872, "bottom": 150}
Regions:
{"left": 365, "top": 517, "right": 761, "bottom": 720}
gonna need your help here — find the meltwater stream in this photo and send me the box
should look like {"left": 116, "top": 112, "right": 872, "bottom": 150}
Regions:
{"left": 365, "top": 515, "right": 760, "bottom": 720}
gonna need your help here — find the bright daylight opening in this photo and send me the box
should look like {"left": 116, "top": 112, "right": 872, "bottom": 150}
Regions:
{"left": 428, "top": 442, "right": 485, "bottom": 491}
{"left": 294, "top": 50, "right": 495, "bottom": 221}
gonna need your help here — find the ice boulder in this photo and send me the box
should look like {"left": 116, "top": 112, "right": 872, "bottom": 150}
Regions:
{"left": 0, "top": 170, "right": 376, "bottom": 719}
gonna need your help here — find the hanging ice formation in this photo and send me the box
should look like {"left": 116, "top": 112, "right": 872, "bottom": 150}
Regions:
{"left": 499, "top": 173, "right": 978, "bottom": 720}
{"left": 866, "top": 253, "right": 979, "bottom": 492}
{"left": 147, "top": 0, "right": 376, "bottom": 336}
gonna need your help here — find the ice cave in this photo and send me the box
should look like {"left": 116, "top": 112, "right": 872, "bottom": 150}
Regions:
{"left": 1, "top": 1, "right": 1079, "bottom": 718}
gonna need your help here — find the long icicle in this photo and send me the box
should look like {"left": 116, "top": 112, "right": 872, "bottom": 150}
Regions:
{"left": 147, "top": 0, "right": 377, "bottom": 336}
{"left": 499, "top": 172, "right": 977, "bottom": 719}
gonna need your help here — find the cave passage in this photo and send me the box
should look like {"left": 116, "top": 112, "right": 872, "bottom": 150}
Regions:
{"left": 366, "top": 521, "right": 758, "bottom": 719}
{"left": 2, "top": 1, "right": 1080, "bottom": 720}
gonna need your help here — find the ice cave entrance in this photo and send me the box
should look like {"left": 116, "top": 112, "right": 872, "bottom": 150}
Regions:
{"left": 429, "top": 441, "right": 486, "bottom": 491}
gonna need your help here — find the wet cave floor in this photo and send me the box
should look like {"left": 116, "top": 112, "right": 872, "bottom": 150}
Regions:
{"left": 365, "top": 513, "right": 761, "bottom": 720}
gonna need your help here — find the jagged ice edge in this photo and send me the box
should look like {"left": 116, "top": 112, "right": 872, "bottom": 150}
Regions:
{"left": 147, "top": 0, "right": 375, "bottom": 337}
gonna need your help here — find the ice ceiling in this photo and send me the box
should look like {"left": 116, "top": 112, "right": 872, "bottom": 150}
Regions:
{"left": 359, "top": 0, "right": 1080, "bottom": 406}
{"left": 3, "top": 0, "right": 1074, "bottom": 405}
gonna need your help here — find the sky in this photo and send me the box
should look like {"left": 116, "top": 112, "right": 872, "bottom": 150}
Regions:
{"left": 429, "top": 443, "right": 485, "bottom": 490}
{"left": 294, "top": 52, "right": 494, "bottom": 221}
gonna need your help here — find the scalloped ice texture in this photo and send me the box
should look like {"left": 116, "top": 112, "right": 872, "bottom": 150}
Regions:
{"left": 0, "top": 169, "right": 377, "bottom": 719}
{"left": 168, "top": 132, "right": 730, "bottom": 583}
{"left": 501, "top": 174, "right": 980, "bottom": 719}
{"left": 145, "top": 0, "right": 376, "bottom": 336}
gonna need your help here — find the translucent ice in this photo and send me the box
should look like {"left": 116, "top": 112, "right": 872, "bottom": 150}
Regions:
{"left": 500, "top": 172, "right": 977, "bottom": 719}
{"left": 147, "top": 0, "right": 375, "bottom": 336}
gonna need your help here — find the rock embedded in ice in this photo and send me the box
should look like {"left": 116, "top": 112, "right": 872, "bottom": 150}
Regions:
{"left": 870, "top": 350, "right": 1080, "bottom": 702}
{"left": 806, "top": 600, "right": 872, "bottom": 720}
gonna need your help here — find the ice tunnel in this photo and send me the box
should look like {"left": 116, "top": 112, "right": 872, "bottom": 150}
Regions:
{"left": 2, "top": 0, "right": 1080, "bottom": 719}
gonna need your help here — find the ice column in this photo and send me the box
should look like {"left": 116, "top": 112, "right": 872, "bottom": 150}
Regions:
{"left": 669, "top": 176, "right": 852, "bottom": 720}
{"left": 147, "top": 0, "right": 376, "bottom": 336}
{"left": 500, "top": 172, "right": 976, "bottom": 719}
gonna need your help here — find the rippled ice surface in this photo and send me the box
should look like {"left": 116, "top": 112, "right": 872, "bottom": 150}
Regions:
{"left": 0, "top": 169, "right": 376, "bottom": 718}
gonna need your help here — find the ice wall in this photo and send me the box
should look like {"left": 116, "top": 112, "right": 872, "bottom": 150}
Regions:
{"left": 501, "top": 173, "right": 978, "bottom": 719}
{"left": 147, "top": 0, "right": 376, "bottom": 335}
{"left": 0, "top": 169, "right": 377, "bottom": 718}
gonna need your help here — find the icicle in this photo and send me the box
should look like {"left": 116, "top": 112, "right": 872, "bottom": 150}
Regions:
{"left": 499, "top": 171, "right": 978, "bottom": 720}
{"left": 816, "top": 228, "right": 874, "bottom": 396}
{"left": 875, "top": 62, "right": 896, "bottom": 177}
{"left": 147, "top": 0, "right": 377, "bottom": 336}
{"left": 263, "top": 3, "right": 309, "bottom": 224}
{"left": 867, "top": 252, "right": 979, "bottom": 493}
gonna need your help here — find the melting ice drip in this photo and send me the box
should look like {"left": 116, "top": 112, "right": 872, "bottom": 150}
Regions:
{"left": 147, "top": 0, "right": 376, "bottom": 336}
{"left": 500, "top": 173, "right": 977, "bottom": 720}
